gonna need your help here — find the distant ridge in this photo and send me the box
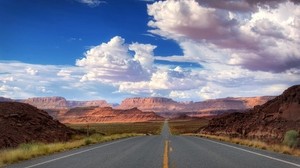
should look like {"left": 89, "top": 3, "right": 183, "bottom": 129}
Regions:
{"left": 117, "top": 96, "right": 275, "bottom": 114}
{"left": 0, "top": 97, "right": 14, "bottom": 102}
{"left": 0, "top": 96, "right": 275, "bottom": 118}
{"left": 0, "top": 96, "right": 111, "bottom": 109}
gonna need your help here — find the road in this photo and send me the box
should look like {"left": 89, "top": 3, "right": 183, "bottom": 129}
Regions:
{"left": 6, "top": 121, "right": 300, "bottom": 168}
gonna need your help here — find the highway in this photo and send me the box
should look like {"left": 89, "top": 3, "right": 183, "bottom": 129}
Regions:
{"left": 6, "top": 121, "right": 300, "bottom": 168}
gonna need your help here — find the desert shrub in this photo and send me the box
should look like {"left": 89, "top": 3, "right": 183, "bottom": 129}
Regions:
{"left": 283, "top": 130, "right": 299, "bottom": 148}
{"left": 84, "top": 139, "right": 92, "bottom": 145}
{"left": 18, "top": 143, "right": 34, "bottom": 150}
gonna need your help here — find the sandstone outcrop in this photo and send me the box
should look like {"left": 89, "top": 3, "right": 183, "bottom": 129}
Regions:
{"left": 21, "top": 97, "right": 110, "bottom": 109}
{"left": 60, "top": 107, "right": 164, "bottom": 123}
{"left": 117, "top": 97, "right": 180, "bottom": 112}
{"left": 23, "top": 97, "right": 69, "bottom": 109}
{"left": 67, "top": 100, "right": 109, "bottom": 108}
{"left": 0, "top": 96, "right": 275, "bottom": 121}
{"left": 200, "top": 85, "right": 300, "bottom": 144}
{"left": 117, "top": 96, "right": 275, "bottom": 114}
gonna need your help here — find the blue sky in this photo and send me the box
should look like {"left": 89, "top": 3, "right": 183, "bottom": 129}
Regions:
{"left": 0, "top": 0, "right": 300, "bottom": 103}
{"left": 0, "top": 0, "right": 182, "bottom": 64}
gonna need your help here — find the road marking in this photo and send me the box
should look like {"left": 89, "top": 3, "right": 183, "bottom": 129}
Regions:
{"left": 197, "top": 137, "right": 300, "bottom": 167}
{"left": 163, "top": 140, "right": 169, "bottom": 168}
{"left": 23, "top": 137, "right": 138, "bottom": 168}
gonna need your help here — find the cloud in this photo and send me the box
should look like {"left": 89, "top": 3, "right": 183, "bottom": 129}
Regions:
{"left": 76, "top": 36, "right": 156, "bottom": 83}
{"left": 148, "top": 0, "right": 240, "bottom": 42}
{"left": 245, "top": 0, "right": 300, "bottom": 8}
{"left": 26, "top": 67, "right": 38, "bottom": 75}
{"left": 2, "top": 0, "right": 300, "bottom": 102}
{"left": 1, "top": 35, "right": 300, "bottom": 103}
{"left": 0, "top": 61, "right": 123, "bottom": 101}
{"left": 169, "top": 90, "right": 196, "bottom": 99}
{"left": 57, "top": 69, "right": 72, "bottom": 78}
{"left": 68, "top": 37, "right": 83, "bottom": 42}
{"left": 197, "top": 0, "right": 299, "bottom": 13}
{"left": 1, "top": 76, "right": 14, "bottom": 84}
{"left": 130, "top": 43, "right": 156, "bottom": 71}
{"left": 0, "top": 85, "right": 20, "bottom": 92}
{"left": 118, "top": 66, "right": 205, "bottom": 96}
{"left": 77, "top": 0, "right": 106, "bottom": 7}
{"left": 147, "top": 0, "right": 300, "bottom": 73}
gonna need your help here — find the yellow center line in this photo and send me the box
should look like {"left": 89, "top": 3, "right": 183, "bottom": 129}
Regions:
{"left": 163, "top": 140, "right": 169, "bottom": 168}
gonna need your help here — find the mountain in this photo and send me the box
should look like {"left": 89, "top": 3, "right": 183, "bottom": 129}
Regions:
{"left": 0, "top": 97, "right": 14, "bottom": 102}
{"left": 67, "top": 100, "right": 109, "bottom": 108}
{"left": 0, "top": 96, "right": 274, "bottom": 120}
{"left": 199, "top": 85, "right": 300, "bottom": 144}
{"left": 21, "top": 96, "right": 111, "bottom": 109}
{"left": 23, "top": 97, "right": 69, "bottom": 109}
{"left": 60, "top": 107, "right": 164, "bottom": 123}
{"left": 0, "top": 102, "right": 77, "bottom": 148}
{"left": 1, "top": 96, "right": 273, "bottom": 114}
{"left": 117, "top": 96, "right": 275, "bottom": 115}
{"left": 117, "top": 97, "right": 180, "bottom": 112}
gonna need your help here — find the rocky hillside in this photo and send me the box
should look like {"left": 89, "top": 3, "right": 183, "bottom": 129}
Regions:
{"left": 60, "top": 107, "right": 164, "bottom": 123}
{"left": 238, "top": 96, "right": 276, "bottom": 108}
{"left": 117, "top": 96, "right": 274, "bottom": 114}
{"left": 0, "top": 102, "right": 77, "bottom": 148}
{"left": 200, "top": 85, "right": 300, "bottom": 144}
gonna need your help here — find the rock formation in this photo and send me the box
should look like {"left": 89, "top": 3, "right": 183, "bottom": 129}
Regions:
{"left": 60, "top": 107, "right": 164, "bottom": 123}
{"left": 117, "top": 97, "right": 181, "bottom": 112}
{"left": 117, "top": 96, "right": 274, "bottom": 115}
{"left": 0, "top": 102, "right": 77, "bottom": 149}
{"left": 67, "top": 100, "right": 110, "bottom": 108}
{"left": 23, "top": 97, "right": 69, "bottom": 109}
{"left": 21, "top": 96, "right": 110, "bottom": 109}
{"left": 200, "top": 85, "right": 300, "bottom": 144}
{"left": 0, "top": 96, "right": 275, "bottom": 121}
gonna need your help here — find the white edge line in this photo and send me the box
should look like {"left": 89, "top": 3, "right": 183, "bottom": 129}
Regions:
{"left": 23, "top": 137, "right": 137, "bottom": 168}
{"left": 195, "top": 136, "right": 300, "bottom": 167}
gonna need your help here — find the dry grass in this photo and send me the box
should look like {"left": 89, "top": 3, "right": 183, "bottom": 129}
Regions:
{"left": 191, "top": 134, "right": 300, "bottom": 157}
{"left": 0, "top": 133, "right": 139, "bottom": 167}
{"left": 67, "top": 121, "right": 164, "bottom": 135}
{"left": 168, "top": 119, "right": 209, "bottom": 135}
{"left": 0, "top": 121, "right": 165, "bottom": 167}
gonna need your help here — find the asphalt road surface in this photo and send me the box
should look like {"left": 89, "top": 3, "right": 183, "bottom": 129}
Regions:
{"left": 6, "top": 121, "right": 300, "bottom": 168}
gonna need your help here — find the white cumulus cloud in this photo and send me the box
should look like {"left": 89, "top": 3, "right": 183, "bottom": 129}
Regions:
{"left": 76, "top": 36, "right": 155, "bottom": 83}
{"left": 148, "top": 0, "right": 300, "bottom": 73}
{"left": 26, "top": 67, "right": 38, "bottom": 75}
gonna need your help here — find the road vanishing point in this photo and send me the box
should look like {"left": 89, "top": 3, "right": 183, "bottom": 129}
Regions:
{"left": 6, "top": 121, "right": 300, "bottom": 168}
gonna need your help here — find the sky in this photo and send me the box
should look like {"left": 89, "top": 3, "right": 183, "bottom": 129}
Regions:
{"left": 0, "top": 0, "right": 300, "bottom": 103}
